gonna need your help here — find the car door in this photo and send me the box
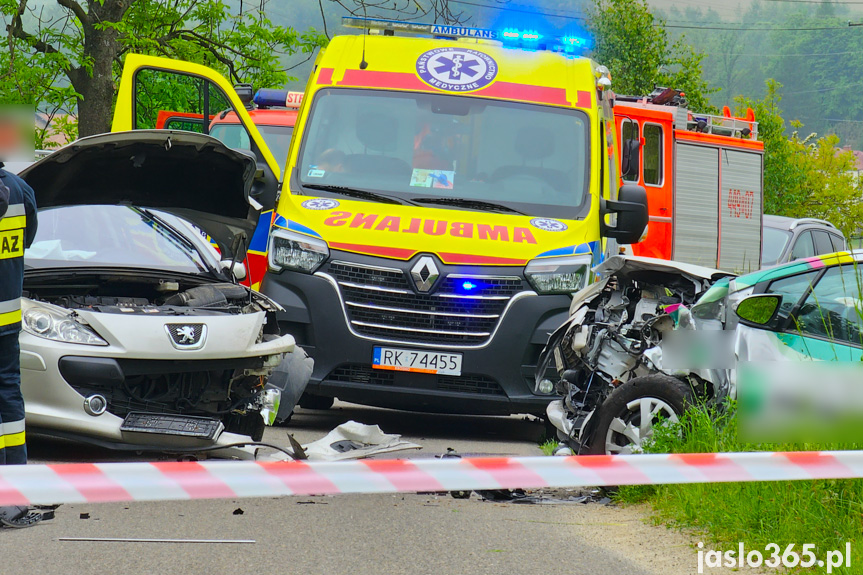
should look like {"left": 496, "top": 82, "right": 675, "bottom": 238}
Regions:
{"left": 829, "top": 233, "right": 847, "bottom": 253}
{"left": 812, "top": 230, "right": 836, "bottom": 256}
{"left": 739, "top": 263, "right": 863, "bottom": 443}
{"left": 771, "top": 264, "right": 863, "bottom": 361}
{"left": 113, "top": 54, "right": 281, "bottom": 290}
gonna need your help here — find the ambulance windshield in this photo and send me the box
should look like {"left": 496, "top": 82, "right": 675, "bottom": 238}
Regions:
{"left": 296, "top": 88, "right": 590, "bottom": 219}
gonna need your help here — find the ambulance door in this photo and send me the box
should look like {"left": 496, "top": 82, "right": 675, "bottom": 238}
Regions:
{"left": 112, "top": 54, "right": 281, "bottom": 288}
{"left": 113, "top": 54, "right": 280, "bottom": 197}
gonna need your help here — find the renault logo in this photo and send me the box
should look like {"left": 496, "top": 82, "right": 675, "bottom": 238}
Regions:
{"left": 410, "top": 256, "right": 440, "bottom": 293}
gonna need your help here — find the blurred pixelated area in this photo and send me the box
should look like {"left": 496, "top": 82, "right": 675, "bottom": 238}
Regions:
{"left": 662, "top": 330, "right": 736, "bottom": 370}
{"left": 0, "top": 104, "right": 35, "bottom": 162}
{"left": 739, "top": 361, "right": 863, "bottom": 443}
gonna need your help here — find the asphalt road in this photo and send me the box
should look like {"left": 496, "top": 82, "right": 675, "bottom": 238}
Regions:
{"left": 6, "top": 403, "right": 719, "bottom": 575}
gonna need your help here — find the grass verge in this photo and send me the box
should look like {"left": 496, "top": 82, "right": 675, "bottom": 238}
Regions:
{"left": 539, "top": 438, "right": 558, "bottom": 456}
{"left": 617, "top": 401, "right": 863, "bottom": 574}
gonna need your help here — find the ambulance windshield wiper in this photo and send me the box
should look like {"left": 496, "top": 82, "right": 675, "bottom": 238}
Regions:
{"left": 411, "top": 197, "right": 526, "bottom": 215}
{"left": 303, "top": 184, "right": 417, "bottom": 206}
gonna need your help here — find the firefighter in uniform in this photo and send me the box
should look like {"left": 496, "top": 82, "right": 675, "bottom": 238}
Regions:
{"left": 0, "top": 161, "right": 40, "bottom": 527}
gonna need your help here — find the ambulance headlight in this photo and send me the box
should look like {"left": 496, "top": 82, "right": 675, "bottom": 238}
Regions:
{"left": 525, "top": 254, "right": 592, "bottom": 295}
{"left": 21, "top": 300, "right": 107, "bottom": 346}
{"left": 268, "top": 228, "right": 329, "bottom": 273}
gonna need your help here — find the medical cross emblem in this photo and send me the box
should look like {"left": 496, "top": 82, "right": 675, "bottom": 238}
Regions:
{"left": 416, "top": 48, "right": 498, "bottom": 92}
{"left": 434, "top": 53, "right": 481, "bottom": 81}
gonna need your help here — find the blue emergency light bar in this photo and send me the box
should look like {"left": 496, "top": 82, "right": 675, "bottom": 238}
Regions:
{"left": 253, "top": 89, "right": 304, "bottom": 108}
{"left": 342, "top": 17, "right": 590, "bottom": 53}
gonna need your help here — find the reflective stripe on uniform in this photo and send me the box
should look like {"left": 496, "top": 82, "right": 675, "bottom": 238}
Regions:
{"left": 0, "top": 431, "right": 26, "bottom": 449}
{"left": 0, "top": 202, "right": 26, "bottom": 231}
{"left": 0, "top": 420, "right": 26, "bottom": 450}
{"left": 0, "top": 297, "right": 21, "bottom": 327}
{"left": 0, "top": 420, "right": 25, "bottom": 435}
{"left": 0, "top": 202, "right": 25, "bottom": 220}
{"left": 0, "top": 309, "right": 21, "bottom": 327}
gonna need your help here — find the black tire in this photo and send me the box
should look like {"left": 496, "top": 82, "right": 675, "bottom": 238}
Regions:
{"left": 298, "top": 393, "right": 335, "bottom": 410}
{"left": 585, "top": 374, "right": 692, "bottom": 456}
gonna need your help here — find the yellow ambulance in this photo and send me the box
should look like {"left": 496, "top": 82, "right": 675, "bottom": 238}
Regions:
{"left": 260, "top": 18, "right": 647, "bottom": 414}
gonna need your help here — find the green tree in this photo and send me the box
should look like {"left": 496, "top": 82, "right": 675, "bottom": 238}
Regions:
{"left": 587, "top": 0, "right": 714, "bottom": 111}
{"left": 1, "top": 0, "right": 327, "bottom": 139}
{"left": 736, "top": 79, "right": 863, "bottom": 237}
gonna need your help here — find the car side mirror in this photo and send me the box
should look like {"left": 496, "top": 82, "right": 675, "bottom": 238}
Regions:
{"left": 221, "top": 259, "right": 247, "bottom": 281}
{"left": 734, "top": 294, "right": 781, "bottom": 327}
{"left": 601, "top": 184, "right": 648, "bottom": 245}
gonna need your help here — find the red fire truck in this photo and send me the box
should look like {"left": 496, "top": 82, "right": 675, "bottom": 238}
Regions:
{"left": 614, "top": 87, "right": 763, "bottom": 273}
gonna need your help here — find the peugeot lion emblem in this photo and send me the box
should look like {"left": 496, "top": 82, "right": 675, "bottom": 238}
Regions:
{"left": 410, "top": 256, "right": 440, "bottom": 293}
{"left": 165, "top": 324, "right": 207, "bottom": 350}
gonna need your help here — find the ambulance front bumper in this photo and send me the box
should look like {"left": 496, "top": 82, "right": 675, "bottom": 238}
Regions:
{"left": 260, "top": 255, "right": 570, "bottom": 415}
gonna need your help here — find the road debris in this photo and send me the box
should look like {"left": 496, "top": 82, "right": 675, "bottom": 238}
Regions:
{"left": 449, "top": 487, "right": 614, "bottom": 505}
{"left": 0, "top": 505, "right": 56, "bottom": 528}
{"left": 300, "top": 421, "right": 421, "bottom": 461}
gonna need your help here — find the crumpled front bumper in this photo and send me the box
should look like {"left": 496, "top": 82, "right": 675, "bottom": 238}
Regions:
{"left": 20, "top": 311, "right": 296, "bottom": 450}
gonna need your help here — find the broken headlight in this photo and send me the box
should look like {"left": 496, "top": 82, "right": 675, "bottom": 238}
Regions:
{"left": 525, "top": 254, "right": 592, "bottom": 294}
{"left": 267, "top": 228, "right": 329, "bottom": 274}
{"left": 21, "top": 300, "right": 107, "bottom": 346}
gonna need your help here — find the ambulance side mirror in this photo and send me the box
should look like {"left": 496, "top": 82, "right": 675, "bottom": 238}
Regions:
{"left": 601, "top": 184, "right": 648, "bottom": 245}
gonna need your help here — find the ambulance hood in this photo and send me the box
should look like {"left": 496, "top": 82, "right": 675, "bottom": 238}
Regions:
{"left": 19, "top": 131, "right": 260, "bottom": 261}
{"left": 278, "top": 194, "right": 598, "bottom": 266}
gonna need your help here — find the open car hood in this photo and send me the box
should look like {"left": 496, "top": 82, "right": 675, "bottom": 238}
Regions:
{"left": 594, "top": 255, "right": 734, "bottom": 284}
{"left": 19, "top": 131, "right": 260, "bottom": 261}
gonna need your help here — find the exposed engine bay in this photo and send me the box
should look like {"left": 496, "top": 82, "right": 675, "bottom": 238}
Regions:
{"left": 23, "top": 271, "right": 281, "bottom": 318}
{"left": 536, "top": 256, "right": 732, "bottom": 454}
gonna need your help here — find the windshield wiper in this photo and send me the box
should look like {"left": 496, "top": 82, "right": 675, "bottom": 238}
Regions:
{"left": 411, "top": 197, "right": 526, "bottom": 215}
{"left": 136, "top": 208, "right": 211, "bottom": 275}
{"left": 136, "top": 208, "right": 197, "bottom": 252}
{"left": 303, "top": 184, "right": 417, "bottom": 206}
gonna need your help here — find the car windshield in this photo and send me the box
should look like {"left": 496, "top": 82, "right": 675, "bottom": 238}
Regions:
{"left": 26, "top": 205, "right": 210, "bottom": 274}
{"left": 210, "top": 123, "right": 294, "bottom": 175}
{"left": 295, "top": 88, "right": 590, "bottom": 218}
{"left": 761, "top": 227, "right": 791, "bottom": 266}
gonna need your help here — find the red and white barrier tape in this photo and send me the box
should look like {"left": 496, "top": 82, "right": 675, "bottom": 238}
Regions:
{"left": 2, "top": 451, "right": 862, "bottom": 506}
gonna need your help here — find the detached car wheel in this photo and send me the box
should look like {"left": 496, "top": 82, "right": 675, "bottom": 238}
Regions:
{"left": 299, "top": 393, "right": 335, "bottom": 410}
{"left": 586, "top": 374, "right": 692, "bottom": 455}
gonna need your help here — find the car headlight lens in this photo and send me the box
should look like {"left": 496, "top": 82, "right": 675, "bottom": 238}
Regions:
{"left": 267, "top": 228, "right": 329, "bottom": 273}
{"left": 525, "top": 254, "right": 592, "bottom": 294}
{"left": 21, "top": 300, "right": 108, "bottom": 346}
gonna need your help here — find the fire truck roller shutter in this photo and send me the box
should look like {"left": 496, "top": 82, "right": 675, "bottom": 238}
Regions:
{"left": 673, "top": 143, "right": 719, "bottom": 268}
{"left": 718, "top": 149, "right": 763, "bottom": 274}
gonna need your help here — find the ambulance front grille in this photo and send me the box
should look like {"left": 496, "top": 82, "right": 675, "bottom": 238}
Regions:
{"left": 326, "top": 261, "right": 525, "bottom": 346}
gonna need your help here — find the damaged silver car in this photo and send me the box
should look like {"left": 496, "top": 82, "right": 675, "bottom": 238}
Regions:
{"left": 536, "top": 255, "right": 734, "bottom": 455}
{"left": 17, "top": 131, "right": 301, "bottom": 454}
